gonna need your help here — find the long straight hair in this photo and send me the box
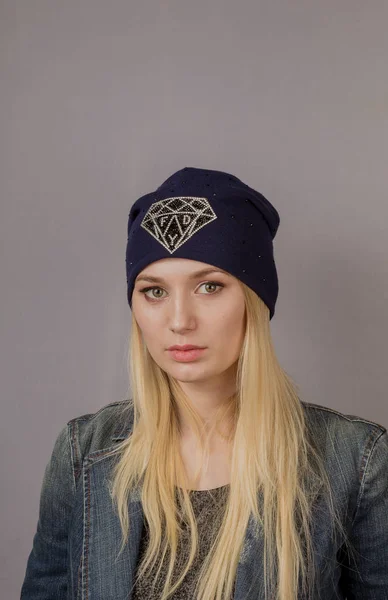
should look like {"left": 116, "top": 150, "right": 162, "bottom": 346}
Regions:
{"left": 108, "top": 284, "right": 352, "bottom": 600}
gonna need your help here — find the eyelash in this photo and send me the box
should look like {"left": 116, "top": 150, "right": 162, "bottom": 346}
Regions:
{"left": 138, "top": 281, "right": 225, "bottom": 301}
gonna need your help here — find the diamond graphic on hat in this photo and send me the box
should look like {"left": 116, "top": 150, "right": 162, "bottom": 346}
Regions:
{"left": 140, "top": 196, "right": 217, "bottom": 254}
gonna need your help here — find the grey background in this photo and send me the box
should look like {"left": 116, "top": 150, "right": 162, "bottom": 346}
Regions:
{"left": 1, "top": 1, "right": 387, "bottom": 595}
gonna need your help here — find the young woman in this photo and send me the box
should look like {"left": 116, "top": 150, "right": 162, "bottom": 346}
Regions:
{"left": 21, "top": 167, "right": 388, "bottom": 599}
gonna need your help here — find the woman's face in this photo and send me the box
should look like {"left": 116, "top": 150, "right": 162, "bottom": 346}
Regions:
{"left": 131, "top": 258, "right": 246, "bottom": 385}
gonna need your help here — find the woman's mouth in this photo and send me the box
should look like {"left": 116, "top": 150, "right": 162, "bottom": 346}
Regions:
{"left": 168, "top": 348, "right": 207, "bottom": 362}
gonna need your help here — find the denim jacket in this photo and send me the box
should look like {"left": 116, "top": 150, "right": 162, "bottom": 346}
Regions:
{"left": 20, "top": 399, "right": 388, "bottom": 599}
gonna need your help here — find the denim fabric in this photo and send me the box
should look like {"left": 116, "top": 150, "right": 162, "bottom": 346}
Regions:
{"left": 20, "top": 400, "right": 388, "bottom": 599}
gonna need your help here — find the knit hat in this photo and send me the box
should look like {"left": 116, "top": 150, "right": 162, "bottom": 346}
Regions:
{"left": 126, "top": 167, "right": 280, "bottom": 319}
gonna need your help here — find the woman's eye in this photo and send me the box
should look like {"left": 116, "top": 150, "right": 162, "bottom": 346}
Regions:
{"left": 139, "top": 281, "right": 224, "bottom": 300}
{"left": 142, "top": 287, "right": 165, "bottom": 299}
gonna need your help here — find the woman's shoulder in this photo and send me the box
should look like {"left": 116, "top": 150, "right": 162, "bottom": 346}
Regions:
{"left": 65, "top": 398, "right": 134, "bottom": 457}
{"left": 301, "top": 399, "right": 387, "bottom": 463}
{"left": 301, "top": 399, "right": 386, "bottom": 432}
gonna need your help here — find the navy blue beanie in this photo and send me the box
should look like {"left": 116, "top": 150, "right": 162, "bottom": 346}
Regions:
{"left": 126, "top": 167, "right": 280, "bottom": 320}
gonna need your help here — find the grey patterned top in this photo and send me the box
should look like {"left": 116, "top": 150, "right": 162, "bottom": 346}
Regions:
{"left": 132, "top": 483, "right": 235, "bottom": 599}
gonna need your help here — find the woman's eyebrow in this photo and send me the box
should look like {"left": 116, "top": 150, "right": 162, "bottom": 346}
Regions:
{"left": 135, "top": 268, "right": 229, "bottom": 284}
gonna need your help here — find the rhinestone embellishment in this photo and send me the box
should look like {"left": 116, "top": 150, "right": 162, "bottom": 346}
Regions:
{"left": 140, "top": 196, "right": 217, "bottom": 254}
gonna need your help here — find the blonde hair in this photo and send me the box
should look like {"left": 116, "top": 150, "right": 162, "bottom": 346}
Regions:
{"left": 107, "top": 284, "right": 352, "bottom": 600}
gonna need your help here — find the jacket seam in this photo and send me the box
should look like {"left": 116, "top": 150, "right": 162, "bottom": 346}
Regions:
{"left": 81, "top": 465, "right": 91, "bottom": 600}
{"left": 351, "top": 428, "right": 386, "bottom": 526}
{"left": 77, "top": 555, "right": 83, "bottom": 600}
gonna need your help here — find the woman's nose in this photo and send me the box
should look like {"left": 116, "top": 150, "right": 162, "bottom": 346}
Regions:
{"left": 168, "top": 296, "right": 197, "bottom": 333}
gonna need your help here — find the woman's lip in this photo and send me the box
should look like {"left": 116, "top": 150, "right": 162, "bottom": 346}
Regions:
{"left": 168, "top": 348, "right": 206, "bottom": 362}
{"left": 168, "top": 347, "right": 204, "bottom": 351}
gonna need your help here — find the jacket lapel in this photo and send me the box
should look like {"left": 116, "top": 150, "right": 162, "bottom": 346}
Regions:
{"left": 81, "top": 452, "right": 144, "bottom": 600}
